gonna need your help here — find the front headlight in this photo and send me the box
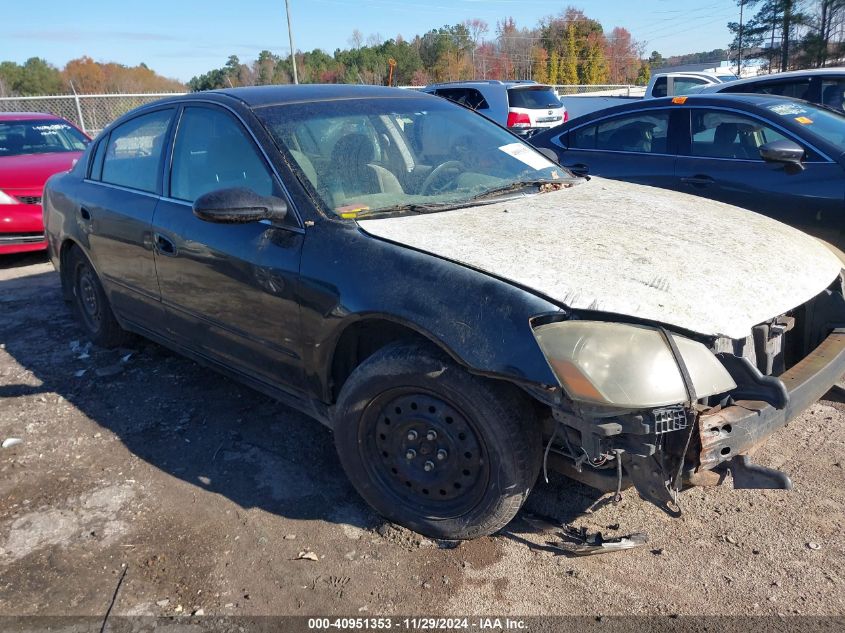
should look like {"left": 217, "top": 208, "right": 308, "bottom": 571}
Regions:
{"left": 533, "top": 321, "right": 736, "bottom": 408}
{"left": 0, "top": 190, "right": 18, "bottom": 205}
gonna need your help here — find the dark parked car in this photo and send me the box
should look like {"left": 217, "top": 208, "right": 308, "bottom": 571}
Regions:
{"left": 530, "top": 93, "right": 845, "bottom": 249}
{"left": 697, "top": 67, "right": 845, "bottom": 112}
{"left": 43, "top": 86, "right": 845, "bottom": 539}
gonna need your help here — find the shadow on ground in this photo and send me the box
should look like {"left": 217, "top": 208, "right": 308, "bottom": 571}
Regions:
{"left": 0, "top": 265, "right": 603, "bottom": 538}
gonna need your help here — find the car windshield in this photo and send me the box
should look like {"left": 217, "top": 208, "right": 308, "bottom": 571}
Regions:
{"left": 764, "top": 100, "right": 845, "bottom": 147}
{"left": 0, "top": 120, "right": 88, "bottom": 157}
{"left": 507, "top": 87, "right": 561, "bottom": 109}
{"left": 256, "top": 96, "right": 574, "bottom": 218}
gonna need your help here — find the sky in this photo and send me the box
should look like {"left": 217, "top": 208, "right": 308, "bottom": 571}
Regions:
{"left": 0, "top": 0, "right": 742, "bottom": 82}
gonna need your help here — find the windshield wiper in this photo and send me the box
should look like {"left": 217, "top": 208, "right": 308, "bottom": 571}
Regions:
{"left": 354, "top": 201, "right": 466, "bottom": 219}
{"left": 470, "top": 180, "right": 558, "bottom": 201}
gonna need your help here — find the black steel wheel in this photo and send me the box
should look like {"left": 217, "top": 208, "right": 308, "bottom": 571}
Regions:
{"left": 334, "top": 341, "right": 542, "bottom": 540}
{"left": 363, "top": 390, "right": 489, "bottom": 518}
{"left": 67, "top": 246, "right": 131, "bottom": 348}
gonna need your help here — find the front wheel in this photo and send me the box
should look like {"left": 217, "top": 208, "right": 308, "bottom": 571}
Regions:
{"left": 333, "top": 342, "right": 542, "bottom": 540}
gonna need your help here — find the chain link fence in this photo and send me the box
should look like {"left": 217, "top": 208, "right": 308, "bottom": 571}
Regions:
{"left": 0, "top": 85, "right": 642, "bottom": 138}
{"left": 0, "top": 93, "right": 186, "bottom": 137}
{"left": 553, "top": 84, "right": 643, "bottom": 96}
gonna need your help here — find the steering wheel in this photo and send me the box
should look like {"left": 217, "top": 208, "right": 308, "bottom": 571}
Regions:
{"left": 420, "top": 160, "right": 464, "bottom": 195}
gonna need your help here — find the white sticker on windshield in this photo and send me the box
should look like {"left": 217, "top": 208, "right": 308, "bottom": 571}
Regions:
{"left": 498, "top": 142, "right": 554, "bottom": 171}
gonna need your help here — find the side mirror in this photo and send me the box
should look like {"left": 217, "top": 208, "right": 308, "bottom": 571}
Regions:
{"left": 192, "top": 187, "right": 288, "bottom": 224}
{"left": 535, "top": 147, "right": 560, "bottom": 163}
{"left": 759, "top": 140, "right": 805, "bottom": 172}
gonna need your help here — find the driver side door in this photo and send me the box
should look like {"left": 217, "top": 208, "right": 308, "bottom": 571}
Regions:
{"left": 151, "top": 104, "right": 307, "bottom": 393}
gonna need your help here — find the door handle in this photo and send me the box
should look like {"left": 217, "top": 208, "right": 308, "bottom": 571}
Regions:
{"left": 154, "top": 233, "right": 177, "bottom": 257}
{"left": 80, "top": 206, "right": 91, "bottom": 220}
{"left": 680, "top": 175, "right": 715, "bottom": 188}
{"left": 568, "top": 163, "right": 590, "bottom": 177}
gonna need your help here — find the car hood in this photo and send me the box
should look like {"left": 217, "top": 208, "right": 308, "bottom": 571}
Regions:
{"left": 0, "top": 152, "right": 81, "bottom": 190}
{"left": 358, "top": 178, "right": 843, "bottom": 339}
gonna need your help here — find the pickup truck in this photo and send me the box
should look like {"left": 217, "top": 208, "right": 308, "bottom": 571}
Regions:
{"left": 562, "top": 70, "right": 738, "bottom": 120}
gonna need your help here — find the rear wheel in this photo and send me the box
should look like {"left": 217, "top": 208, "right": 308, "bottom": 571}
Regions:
{"left": 333, "top": 342, "right": 542, "bottom": 540}
{"left": 67, "top": 247, "right": 131, "bottom": 348}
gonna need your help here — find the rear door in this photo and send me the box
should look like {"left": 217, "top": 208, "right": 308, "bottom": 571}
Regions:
{"left": 675, "top": 107, "right": 844, "bottom": 239}
{"left": 151, "top": 103, "right": 307, "bottom": 392}
{"left": 554, "top": 108, "right": 678, "bottom": 186}
{"left": 81, "top": 107, "right": 175, "bottom": 326}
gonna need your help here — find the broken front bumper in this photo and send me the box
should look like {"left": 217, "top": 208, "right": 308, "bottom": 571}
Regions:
{"left": 697, "top": 328, "right": 845, "bottom": 474}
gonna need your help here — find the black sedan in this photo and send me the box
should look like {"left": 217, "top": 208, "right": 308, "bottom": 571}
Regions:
{"left": 530, "top": 94, "right": 845, "bottom": 249}
{"left": 43, "top": 86, "right": 845, "bottom": 540}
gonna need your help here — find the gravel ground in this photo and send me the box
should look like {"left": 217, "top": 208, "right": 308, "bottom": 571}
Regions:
{"left": 1, "top": 252, "right": 844, "bottom": 619}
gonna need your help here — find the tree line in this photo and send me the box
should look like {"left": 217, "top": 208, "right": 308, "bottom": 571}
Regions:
{"left": 730, "top": 0, "right": 845, "bottom": 71}
{"left": 0, "top": 56, "right": 184, "bottom": 97}
{"left": 7, "top": 2, "right": 845, "bottom": 98}
{"left": 188, "top": 7, "right": 648, "bottom": 90}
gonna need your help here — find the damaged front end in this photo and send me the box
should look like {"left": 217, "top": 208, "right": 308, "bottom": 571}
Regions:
{"left": 528, "top": 273, "right": 845, "bottom": 516}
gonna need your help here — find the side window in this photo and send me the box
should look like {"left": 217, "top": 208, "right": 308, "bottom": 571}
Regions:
{"left": 821, "top": 79, "right": 845, "bottom": 112}
{"left": 690, "top": 109, "right": 791, "bottom": 160}
{"left": 651, "top": 77, "right": 668, "bottom": 98}
{"left": 590, "top": 112, "right": 670, "bottom": 154}
{"left": 435, "top": 88, "right": 490, "bottom": 110}
{"left": 672, "top": 77, "right": 707, "bottom": 96}
{"left": 170, "top": 107, "right": 275, "bottom": 203}
{"left": 570, "top": 125, "right": 597, "bottom": 149}
{"left": 101, "top": 109, "right": 173, "bottom": 193}
{"left": 89, "top": 136, "right": 108, "bottom": 180}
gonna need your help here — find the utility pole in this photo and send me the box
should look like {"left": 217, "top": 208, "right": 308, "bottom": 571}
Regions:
{"left": 737, "top": 0, "right": 745, "bottom": 76}
{"left": 285, "top": 0, "right": 299, "bottom": 84}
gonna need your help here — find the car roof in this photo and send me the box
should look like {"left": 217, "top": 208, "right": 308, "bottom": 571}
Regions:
{"left": 207, "top": 84, "right": 435, "bottom": 108}
{"left": 424, "top": 80, "right": 544, "bottom": 90}
{"left": 532, "top": 93, "right": 827, "bottom": 143}
{"left": 700, "top": 67, "right": 845, "bottom": 92}
{"left": 0, "top": 112, "right": 68, "bottom": 122}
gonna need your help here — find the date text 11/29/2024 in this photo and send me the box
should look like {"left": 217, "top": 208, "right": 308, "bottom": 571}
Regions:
{"left": 308, "top": 618, "right": 527, "bottom": 630}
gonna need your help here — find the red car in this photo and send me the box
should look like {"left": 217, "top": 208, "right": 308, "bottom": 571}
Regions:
{"left": 0, "top": 112, "right": 89, "bottom": 255}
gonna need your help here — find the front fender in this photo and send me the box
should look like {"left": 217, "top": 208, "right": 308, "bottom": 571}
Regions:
{"left": 298, "top": 222, "right": 561, "bottom": 401}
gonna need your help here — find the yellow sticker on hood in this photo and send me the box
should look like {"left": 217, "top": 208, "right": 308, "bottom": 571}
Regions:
{"left": 795, "top": 116, "right": 813, "bottom": 124}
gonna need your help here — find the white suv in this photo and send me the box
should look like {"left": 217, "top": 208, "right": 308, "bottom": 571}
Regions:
{"left": 423, "top": 80, "right": 568, "bottom": 137}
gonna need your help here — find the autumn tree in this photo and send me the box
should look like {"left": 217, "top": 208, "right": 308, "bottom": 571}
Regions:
{"left": 532, "top": 47, "right": 549, "bottom": 83}
{"left": 582, "top": 32, "right": 610, "bottom": 84}
{"left": 607, "top": 27, "right": 643, "bottom": 84}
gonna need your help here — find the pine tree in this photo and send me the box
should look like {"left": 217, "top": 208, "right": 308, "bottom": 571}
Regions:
{"left": 561, "top": 25, "right": 580, "bottom": 84}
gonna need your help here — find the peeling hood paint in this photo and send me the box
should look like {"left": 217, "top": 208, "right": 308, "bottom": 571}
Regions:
{"left": 359, "top": 178, "right": 843, "bottom": 339}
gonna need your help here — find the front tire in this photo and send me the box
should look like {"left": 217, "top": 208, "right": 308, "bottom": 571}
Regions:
{"left": 67, "top": 247, "right": 131, "bottom": 348}
{"left": 333, "top": 342, "right": 542, "bottom": 540}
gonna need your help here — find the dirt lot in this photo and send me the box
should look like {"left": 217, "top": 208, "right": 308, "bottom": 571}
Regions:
{"left": 1, "top": 251, "right": 845, "bottom": 620}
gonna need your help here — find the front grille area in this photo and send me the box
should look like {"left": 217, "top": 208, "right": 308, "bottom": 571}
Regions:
{"left": 0, "top": 232, "right": 45, "bottom": 244}
{"left": 15, "top": 195, "right": 42, "bottom": 206}
{"left": 652, "top": 406, "right": 689, "bottom": 434}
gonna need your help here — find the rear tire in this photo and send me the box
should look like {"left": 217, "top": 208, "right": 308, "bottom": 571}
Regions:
{"left": 67, "top": 247, "right": 131, "bottom": 348}
{"left": 333, "top": 341, "right": 542, "bottom": 540}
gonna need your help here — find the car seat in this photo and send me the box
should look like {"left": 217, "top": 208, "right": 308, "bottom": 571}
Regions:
{"left": 330, "top": 133, "right": 403, "bottom": 199}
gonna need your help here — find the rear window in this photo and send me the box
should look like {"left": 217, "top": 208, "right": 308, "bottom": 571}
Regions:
{"left": 725, "top": 79, "right": 811, "bottom": 100}
{"left": 507, "top": 87, "right": 561, "bottom": 110}
{"left": 0, "top": 120, "right": 88, "bottom": 157}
